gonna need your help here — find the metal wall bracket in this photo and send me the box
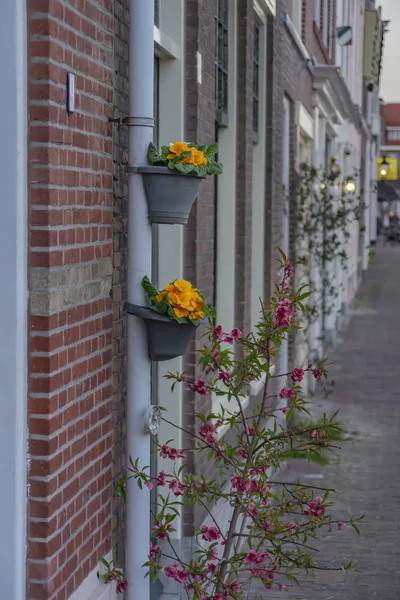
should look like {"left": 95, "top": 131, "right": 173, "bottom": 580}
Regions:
{"left": 145, "top": 406, "right": 162, "bottom": 435}
{"left": 108, "top": 116, "right": 155, "bottom": 127}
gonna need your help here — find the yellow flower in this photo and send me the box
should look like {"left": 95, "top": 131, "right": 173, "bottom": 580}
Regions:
{"left": 190, "top": 149, "right": 208, "bottom": 167}
{"left": 179, "top": 148, "right": 208, "bottom": 167}
{"left": 167, "top": 142, "right": 190, "bottom": 159}
{"left": 156, "top": 291, "right": 167, "bottom": 302}
{"left": 168, "top": 292, "right": 182, "bottom": 307}
{"left": 173, "top": 279, "right": 193, "bottom": 292}
{"left": 178, "top": 291, "right": 196, "bottom": 310}
{"left": 173, "top": 306, "right": 189, "bottom": 318}
{"left": 188, "top": 310, "right": 205, "bottom": 321}
{"left": 156, "top": 283, "right": 175, "bottom": 303}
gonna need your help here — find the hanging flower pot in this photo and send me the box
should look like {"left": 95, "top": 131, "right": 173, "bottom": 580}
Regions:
{"left": 126, "top": 304, "right": 200, "bottom": 362}
{"left": 140, "top": 141, "right": 223, "bottom": 225}
{"left": 137, "top": 165, "right": 204, "bottom": 225}
{"left": 126, "top": 277, "right": 214, "bottom": 362}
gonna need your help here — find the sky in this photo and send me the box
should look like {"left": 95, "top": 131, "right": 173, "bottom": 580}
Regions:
{"left": 379, "top": 0, "right": 400, "bottom": 102}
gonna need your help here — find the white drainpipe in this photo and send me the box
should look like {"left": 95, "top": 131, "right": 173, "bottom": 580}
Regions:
{"left": 126, "top": 2, "right": 154, "bottom": 600}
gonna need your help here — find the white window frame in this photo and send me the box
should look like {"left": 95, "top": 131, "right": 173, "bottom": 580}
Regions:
{"left": 292, "top": 0, "right": 303, "bottom": 34}
{"left": 213, "top": 0, "right": 238, "bottom": 415}
{"left": 251, "top": 1, "right": 268, "bottom": 329}
{"left": 153, "top": 0, "right": 186, "bottom": 545}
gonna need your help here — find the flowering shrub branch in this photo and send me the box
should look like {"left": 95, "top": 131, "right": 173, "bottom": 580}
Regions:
{"left": 110, "top": 251, "right": 361, "bottom": 598}
{"left": 294, "top": 159, "right": 365, "bottom": 366}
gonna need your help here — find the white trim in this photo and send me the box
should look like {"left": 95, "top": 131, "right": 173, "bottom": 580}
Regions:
{"left": 68, "top": 552, "right": 117, "bottom": 600}
{"left": 251, "top": 6, "right": 267, "bottom": 329}
{"left": 295, "top": 102, "right": 314, "bottom": 140}
{"left": 381, "top": 145, "right": 400, "bottom": 151}
{"left": 154, "top": 25, "right": 181, "bottom": 59}
{"left": 155, "top": 0, "right": 186, "bottom": 545}
{"left": 215, "top": 0, "right": 238, "bottom": 414}
{"left": 258, "top": 0, "right": 276, "bottom": 15}
{"left": 0, "top": 1, "right": 28, "bottom": 598}
{"left": 284, "top": 13, "right": 311, "bottom": 62}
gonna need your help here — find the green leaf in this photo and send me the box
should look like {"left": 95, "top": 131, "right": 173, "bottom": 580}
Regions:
{"left": 173, "top": 162, "right": 195, "bottom": 175}
{"left": 142, "top": 276, "right": 159, "bottom": 301}
{"left": 147, "top": 142, "right": 162, "bottom": 165}
{"left": 206, "top": 143, "right": 219, "bottom": 157}
{"left": 100, "top": 557, "right": 110, "bottom": 569}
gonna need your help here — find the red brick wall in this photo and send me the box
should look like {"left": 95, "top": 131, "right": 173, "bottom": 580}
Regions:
{"left": 27, "top": 1, "right": 115, "bottom": 598}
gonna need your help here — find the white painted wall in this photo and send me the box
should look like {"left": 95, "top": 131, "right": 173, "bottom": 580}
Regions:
{"left": 0, "top": 1, "right": 28, "bottom": 598}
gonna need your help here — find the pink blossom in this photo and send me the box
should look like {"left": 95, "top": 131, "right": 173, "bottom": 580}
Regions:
{"left": 218, "top": 371, "right": 232, "bottom": 384}
{"left": 116, "top": 579, "right": 128, "bottom": 593}
{"left": 338, "top": 522, "right": 346, "bottom": 531}
{"left": 245, "top": 550, "right": 271, "bottom": 565}
{"left": 213, "top": 325, "right": 224, "bottom": 340}
{"left": 160, "top": 445, "right": 186, "bottom": 460}
{"left": 313, "top": 368, "right": 323, "bottom": 379}
{"left": 189, "top": 379, "right": 211, "bottom": 396}
{"left": 291, "top": 367, "right": 304, "bottom": 382}
{"left": 248, "top": 502, "right": 259, "bottom": 516}
{"left": 308, "top": 429, "right": 317, "bottom": 438}
{"left": 237, "top": 447, "right": 248, "bottom": 460}
{"left": 225, "top": 579, "right": 240, "bottom": 593}
{"left": 279, "top": 387, "right": 295, "bottom": 400}
{"left": 285, "top": 262, "right": 293, "bottom": 279}
{"left": 262, "top": 520, "right": 271, "bottom": 530}
{"left": 282, "top": 407, "right": 290, "bottom": 415}
{"left": 157, "top": 471, "right": 167, "bottom": 486}
{"left": 274, "top": 298, "right": 295, "bottom": 329}
{"left": 213, "top": 595, "right": 224, "bottom": 600}
{"left": 224, "top": 335, "right": 234, "bottom": 344}
{"left": 304, "top": 495, "right": 326, "bottom": 517}
{"left": 248, "top": 424, "right": 255, "bottom": 436}
{"left": 207, "top": 562, "right": 217, "bottom": 572}
{"left": 308, "top": 363, "right": 313, "bottom": 368}
{"left": 279, "top": 584, "right": 286, "bottom": 591}
{"left": 207, "top": 546, "right": 218, "bottom": 560}
{"left": 230, "top": 328, "right": 243, "bottom": 340}
{"left": 163, "top": 563, "right": 188, "bottom": 584}
{"left": 199, "top": 422, "right": 218, "bottom": 444}
{"left": 149, "top": 543, "right": 161, "bottom": 559}
{"left": 169, "top": 479, "right": 186, "bottom": 497}
{"left": 146, "top": 480, "right": 154, "bottom": 490}
{"left": 201, "top": 525, "right": 221, "bottom": 541}
{"left": 231, "top": 475, "right": 251, "bottom": 493}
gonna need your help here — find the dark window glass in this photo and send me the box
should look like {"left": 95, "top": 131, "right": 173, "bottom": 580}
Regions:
{"left": 253, "top": 21, "right": 260, "bottom": 135}
{"left": 215, "top": 0, "right": 229, "bottom": 126}
{"left": 154, "top": 0, "right": 159, "bottom": 26}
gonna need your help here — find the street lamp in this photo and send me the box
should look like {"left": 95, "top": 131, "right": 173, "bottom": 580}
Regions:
{"left": 344, "top": 176, "right": 356, "bottom": 193}
{"left": 379, "top": 157, "right": 391, "bottom": 178}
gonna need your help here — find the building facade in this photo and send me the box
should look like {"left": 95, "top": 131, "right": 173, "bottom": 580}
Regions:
{"left": 0, "top": 1, "right": 384, "bottom": 599}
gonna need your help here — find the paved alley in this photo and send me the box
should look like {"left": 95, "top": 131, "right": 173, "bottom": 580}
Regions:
{"left": 259, "top": 245, "right": 400, "bottom": 599}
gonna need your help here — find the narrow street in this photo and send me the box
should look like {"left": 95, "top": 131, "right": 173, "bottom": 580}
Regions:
{"left": 263, "top": 244, "right": 400, "bottom": 599}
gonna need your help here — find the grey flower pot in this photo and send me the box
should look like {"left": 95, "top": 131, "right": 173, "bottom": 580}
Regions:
{"left": 126, "top": 304, "right": 198, "bottom": 362}
{"left": 137, "top": 165, "right": 205, "bottom": 225}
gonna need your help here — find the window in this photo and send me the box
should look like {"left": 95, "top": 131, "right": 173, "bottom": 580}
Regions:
{"left": 323, "top": 0, "right": 329, "bottom": 47}
{"left": 315, "top": 0, "right": 321, "bottom": 28}
{"left": 292, "top": 0, "right": 303, "bottom": 34}
{"left": 387, "top": 129, "right": 400, "bottom": 141}
{"left": 154, "top": 0, "right": 159, "bottom": 26}
{"left": 215, "top": 0, "right": 229, "bottom": 125}
{"left": 253, "top": 19, "right": 261, "bottom": 135}
{"left": 153, "top": 57, "right": 159, "bottom": 148}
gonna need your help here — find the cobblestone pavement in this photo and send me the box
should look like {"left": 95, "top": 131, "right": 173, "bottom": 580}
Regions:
{"left": 252, "top": 245, "right": 400, "bottom": 599}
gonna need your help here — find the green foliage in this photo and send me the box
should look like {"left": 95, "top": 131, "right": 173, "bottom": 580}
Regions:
{"left": 147, "top": 141, "right": 223, "bottom": 176}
